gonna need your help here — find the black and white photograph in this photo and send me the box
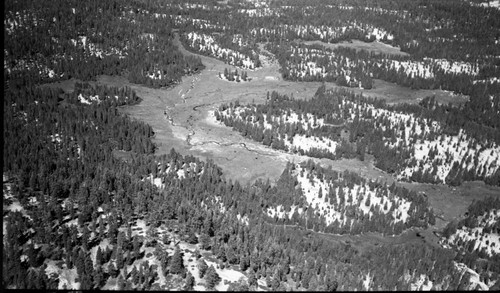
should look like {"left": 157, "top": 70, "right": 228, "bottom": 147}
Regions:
{"left": 3, "top": 0, "right": 500, "bottom": 290}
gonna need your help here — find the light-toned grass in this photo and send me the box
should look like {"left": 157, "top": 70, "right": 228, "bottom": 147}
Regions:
{"left": 301, "top": 39, "right": 409, "bottom": 57}
{"left": 112, "top": 150, "right": 135, "bottom": 163}
{"left": 41, "top": 34, "right": 467, "bottom": 187}
{"left": 93, "top": 34, "right": 333, "bottom": 184}
{"left": 39, "top": 34, "right": 487, "bottom": 244}
{"left": 330, "top": 79, "right": 469, "bottom": 106}
{"left": 399, "top": 181, "right": 500, "bottom": 227}
{"left": 40, "top": 78, "right": 78, "bottom": 93}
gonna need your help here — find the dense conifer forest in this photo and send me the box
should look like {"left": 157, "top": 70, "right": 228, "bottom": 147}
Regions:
{"left": 0, "top": 83, "right": 473, "bottom": 290}
{"left": 216, "top": 86, "right": 500, "bottom": 186}
{"left": 4, "top": 0, "right": 204, "bottom": 88}
{"left": 4, "top": 0, "right": 500, "bottom": 290}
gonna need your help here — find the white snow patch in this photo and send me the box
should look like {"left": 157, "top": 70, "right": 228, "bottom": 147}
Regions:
{"left": 77, "top": 93, "right": 101, "bottom": 105}
{"left": 454, "top": 262, "right": 489, "bottom": 290}
{"left": 411, "top": 274, "right": 433, "bottom": 291}
{"left": 266, "top": 165, "right": 412, "bottom": 228}
{"left": 45, "top": 260, "right": 80, "bottom": 290}
{"left": 445, "top": 209, "right": 500, "bottom": 256}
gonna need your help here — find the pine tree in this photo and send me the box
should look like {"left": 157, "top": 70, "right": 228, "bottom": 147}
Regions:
{"left": 138, "top": 265, "right": 144, "bottom": 286}
{"left": 187, "top": 231, "right": 198, "bottom": 244}
{"left": 123, "top": 265, "right": 129, "bottom": 280}
{"left": 108, "top": 262, "right": 118, "bottom": 278}
{"left": 162, "top": 233, "right": 170, "bottom": 245}
{"left": 200, "top": 233, "right": 212, "bottom": 249}
{"left": 170, "top": 246, "right": 184, "bottom": 274}
{"left": 324, "top": 275, "right": 337, "bottom": 290}
{"left": 99, "top": 217, "right": 106, "bottom": 239}
{"left": 184, "top": 271, "right": 195, "bottom": 290}
{"left": 131, "top": 266, "right": 139, "bottom": 284}
{"left": 266, "top": 274, "right": 272, "bottom": 288}
{"left": 27, "top": 242, "right": 37, "bottom": 267}
{"left": 217, "top": 246, "right": 227, "bottom": 263}
{"left": 127, "top": 251, "right": 134, "bottom": 266}
{"left": 205, "top": 265, "right": 221, "bottom": 289}
{"left": 239, "top": 256, "right": 249, "bottom": 271}
{"left": 271, "top": 270, "right": 281, "bottom": 290}
{"left": 127, "top": 225, "right": 133, "bottom": 243}
{"left": 228, "top": 277, "right": 250, "bottom": 291}
{"left": 308, "top": 274, "right": 319, "bottom": 291}
{"left": 226, "top": 246, "right": 238, "bottom": 264}
{"left": 198, "top": 259, "right": 209, "bottom": 278}
{"left": 76, "top": 249, "right": 86, "bottom": 277}
{"left": 82, "top": 226, "right": 90, "bottom": 251}
{"left": 84, "top": 252, "right": 94, "bottom": 279}
{"left": 248, "top": 270, "right": 258, "bottom": 288}
{"left": 116, "top": 248, "right": 124, "bottom": 270}
{"left": 193, "top": 248, "right": 201, "bottom": 260}
{"left": 81, "top": 273, "right": 93, "bottom": 290}
{"left": 117, "top": 274, "right": 125, "bottom": 290}
{"left": 134, "top": 235, "right": 142, "bottom": 256}
{"left": 93, "top": 265, "right": 104, "bottom": 288}
{"left": 117, "top": 231, "right": 125, "bottom": 250}
{"left": 96, "top": 247, "right": 103, "bottom": 267}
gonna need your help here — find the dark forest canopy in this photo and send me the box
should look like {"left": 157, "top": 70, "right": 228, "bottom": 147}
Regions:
{"left": 3, "top": 83, "right": 468, "bottom": 290}
{"left": 3, "top": 0, "right": 499, "bottom": 290}
{"left": 4, "top": 0, "right": 204, "bottom": 89}
{"left": 216, "top": 87, "right": 500, "bottom": 186}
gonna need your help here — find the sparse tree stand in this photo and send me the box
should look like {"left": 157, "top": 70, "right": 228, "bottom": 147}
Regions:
{"left": 227, "top": 277, "right": 250, "bottom": 291}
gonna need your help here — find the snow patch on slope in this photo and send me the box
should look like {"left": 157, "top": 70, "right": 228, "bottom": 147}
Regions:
{"left": 445, "top": 209, "right": 500, "bottom": 256}
{"left": 266, "top": 165, "right": 413, "bottom": 228}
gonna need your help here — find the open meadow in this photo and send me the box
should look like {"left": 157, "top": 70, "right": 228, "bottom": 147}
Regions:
{"left": 44, "top": 32, "right": 496, "bottom": 251}
{"left": 6, "top": 1, "right": 500, "bottom": 290}
{"left": 301, "top": 39, "right": 410, "bottom": 57}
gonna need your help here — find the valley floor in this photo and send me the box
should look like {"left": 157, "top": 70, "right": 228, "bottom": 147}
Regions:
{"left": 44, "top": 31, "right": 500, "bottom": 261}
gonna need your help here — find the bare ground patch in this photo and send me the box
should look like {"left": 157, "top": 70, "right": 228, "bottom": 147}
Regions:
{"left": 399, "top": 181, "right": 500, "bottom": 228}
{"left": 326, "top": 79, "right": 469, "bottom": 106}
{"left": 90, "top": 34, "right": 340, "bottom": 185}
{"left": 39, "top": 78, "right": 79, "bottom": 93}
{"left": 270, "top": 222, "right": 439, "bottom": 255}
{"left": 39, "top": 34, "right": 491, "bottom": 241}
{"left": 75, "top": 53, "right": 465, "bottom": 189}
{"left": 301, "top": 39, "right": 409, "bottom": 57}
